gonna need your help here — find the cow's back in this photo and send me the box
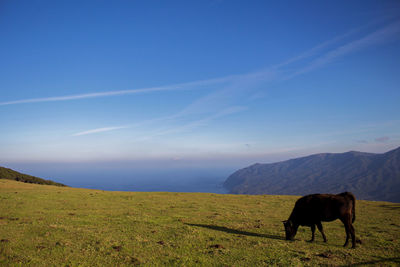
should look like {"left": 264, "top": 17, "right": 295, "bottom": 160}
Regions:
{"left": 290, "top": 194, "right": 348, "bottom": 225}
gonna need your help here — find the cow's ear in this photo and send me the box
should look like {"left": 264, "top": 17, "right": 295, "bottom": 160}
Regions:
{"left": 282, "top": 220, "right": 288, "bottom": 224}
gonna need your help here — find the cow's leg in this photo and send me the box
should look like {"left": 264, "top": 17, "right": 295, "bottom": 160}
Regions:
{"left": 349, "top": 223, "right": 356, "bottom": 248}
{"left": 316, "top": 222, "right": 327, "bottom": 242}
{"left": 308, "top": 224, "right": 315, "bottom": 242}
{"left": 341, "top": 216, "right": 351, "bottom": 247}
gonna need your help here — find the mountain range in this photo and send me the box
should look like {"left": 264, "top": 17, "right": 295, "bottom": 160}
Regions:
{"left": 224, "top": 147, "right": 400, "bottom": 202}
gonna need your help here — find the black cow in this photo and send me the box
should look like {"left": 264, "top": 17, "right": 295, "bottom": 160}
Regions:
{"left": 283, "top": 192, "right": 357, "bottom": 248}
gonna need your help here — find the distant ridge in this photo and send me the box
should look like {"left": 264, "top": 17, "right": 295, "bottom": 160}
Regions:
{"left": 0, "top": 166, "right": 66, "bottom": 187}
{"left": 224, "top": 147, "right": 400, "bottom": 202}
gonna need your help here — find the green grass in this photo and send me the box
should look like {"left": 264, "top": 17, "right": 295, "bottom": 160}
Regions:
{"left": 1, "top": 179, "right": 399, "bottom": 266}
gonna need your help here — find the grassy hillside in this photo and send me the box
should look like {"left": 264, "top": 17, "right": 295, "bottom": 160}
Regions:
{"left": 0, "top": 180, "right": 399, "bottom": 266}
{"left": 0, "top": 166, "right": 66, "bottom": 187}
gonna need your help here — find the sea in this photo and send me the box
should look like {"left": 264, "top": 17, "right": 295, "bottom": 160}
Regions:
{"left": 5, "top": 163, "right": 234, "bottom": 194}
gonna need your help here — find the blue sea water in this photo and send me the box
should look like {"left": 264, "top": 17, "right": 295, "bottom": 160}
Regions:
{"left": 6, "top": 163, "right": 233, "bottom": 194}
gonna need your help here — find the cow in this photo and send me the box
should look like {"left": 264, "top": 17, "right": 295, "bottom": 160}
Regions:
{"left": 283, "top": 192, "right": 357, "bottom": 248}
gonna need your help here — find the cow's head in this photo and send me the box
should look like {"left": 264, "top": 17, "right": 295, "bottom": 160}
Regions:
{"left": 283, "top": 220, "right": 298, "bottom": 240}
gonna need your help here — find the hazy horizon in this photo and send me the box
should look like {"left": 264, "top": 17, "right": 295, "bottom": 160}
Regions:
{"left": 3, "top": 146, "right": 399, "bottom": 192}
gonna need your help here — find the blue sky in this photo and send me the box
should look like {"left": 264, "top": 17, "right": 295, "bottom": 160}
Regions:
{"left": 1, "top": 0, "right": 400, "bottom": 168}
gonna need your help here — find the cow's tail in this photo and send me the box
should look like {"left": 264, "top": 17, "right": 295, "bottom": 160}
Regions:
{"left": 339, "top": 192, "right": 356, "bottom": 222}
{"left": 346, "top": 192, "right": 356, "bottom": 223}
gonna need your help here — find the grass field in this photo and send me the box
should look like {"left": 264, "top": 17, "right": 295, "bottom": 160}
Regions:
{"left": 1, "top": 179, "right": 399, "bottom": 266}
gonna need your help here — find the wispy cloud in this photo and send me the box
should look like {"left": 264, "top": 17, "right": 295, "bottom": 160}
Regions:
{"left": 72, "top": 105, "right": 247, "bottom": 138}
{"left": 67, "top": 20, "right": 400, "bottom": 138}
{"left": 375, "top": 136, "right": 390, "bottom": 143}
{"left": 72, "top": 126, "right": 129, "bottom": 136}
{"left": 175, "top": 72, "right": 274, "bottom": 117}
{"left": 1, "top": 20, "right": 398, "bottom": 108}
{"left": 273, "top": 16, "right": 396, "bottom": 70}
{"left": 273, "top": 26, "right": 364, "bottom": 70}
{"left": 175, "top": 21, "right": 400, "bottom": 121}
{"left": 286, "top": 20, "right": 400, "bottom": 78}
{"left": 355, "top": 140, "right": 368, "bottom": 144}
{"left": 134, "top": 106, "right": 247, "bottom": 141}
{"left": 151, "top": 106, "right": 247, "bottom": 137}
{"left": 0, "top": 76, "right": 229, "bottom": 106}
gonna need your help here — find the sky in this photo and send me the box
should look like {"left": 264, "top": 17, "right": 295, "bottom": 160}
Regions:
{"left": 1, "top": 0, "right": 400, "bottom": 171}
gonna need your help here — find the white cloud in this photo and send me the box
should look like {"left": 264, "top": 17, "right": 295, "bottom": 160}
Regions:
{"left": 72, "top": 126, "right": 129, "bottom": 136}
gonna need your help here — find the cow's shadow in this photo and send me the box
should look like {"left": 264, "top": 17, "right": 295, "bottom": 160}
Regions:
{"left": 185, "top": 223, "right": 284, "bottom": 240}
{"left": 339, "top": 257, "right": 400, "bottom": 266}
{"left": 378, "top": 204, "right": 400, "bottom": 210}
